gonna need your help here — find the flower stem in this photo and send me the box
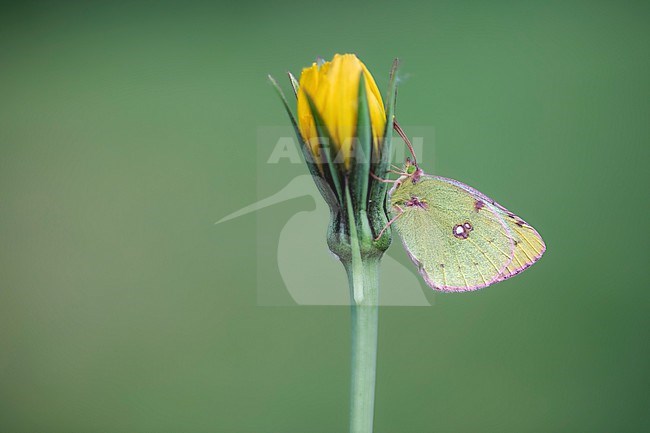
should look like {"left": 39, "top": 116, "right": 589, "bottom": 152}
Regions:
{"left": 347, "top": 256, "right": 380, "bottom": 433}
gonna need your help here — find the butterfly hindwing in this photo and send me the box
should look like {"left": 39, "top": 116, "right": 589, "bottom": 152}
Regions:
{"left": 389, "top": 175, "right": 515, "bottom": 292}
{"left": 437, "top": 176, "right": 546, "bottom": 282}
{"left": 389, "top": 175, "right": 545, "bottom": 292}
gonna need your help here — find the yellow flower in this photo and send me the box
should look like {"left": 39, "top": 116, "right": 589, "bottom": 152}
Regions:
{"left": 297, "top": 54, "right": 386, "bottom": 170}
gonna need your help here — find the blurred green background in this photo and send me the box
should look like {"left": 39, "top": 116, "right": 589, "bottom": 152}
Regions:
{"left": 1, "top": 1, "right": 649, "bottom": 432}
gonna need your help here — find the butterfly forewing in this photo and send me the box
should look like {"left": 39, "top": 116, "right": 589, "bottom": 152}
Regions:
{"left": 390, "top": 175, "right": 545, "bottom": 291}
{"left": 390, "top": 175, "right": 516, "bottom": 292}
{"left": 496, "top": 213, "right": 546, "bottom": 280}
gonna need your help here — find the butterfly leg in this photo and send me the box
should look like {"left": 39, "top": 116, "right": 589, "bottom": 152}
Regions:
{"left": 370, "top": 171, "right": 397, "bottom": 183}
{"left": 374, "top": 205, "right": 405, "bottom": 241}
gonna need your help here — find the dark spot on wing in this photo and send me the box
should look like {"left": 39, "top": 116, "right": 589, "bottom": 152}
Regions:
{"left": 453, "top": 224, "right": 470, "bottom": 239}
{"left": 506, "top": 212, "right": 527, "bottom": 227}
{"left": 474, "top": 200, "right": 485, "bottom": 212}
{"left": 439, "top": 264, "right": 445, "bottom": 269}
{"left": 405, "top": 196, "right": 428, "bottom": 209}
{"left": 463, "top": 221, "right": 473, "bottom": 232}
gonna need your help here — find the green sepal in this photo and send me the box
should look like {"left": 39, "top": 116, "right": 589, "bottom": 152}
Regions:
{"left": 287, "top": 72, "right": 299, "bottom": 98}
{"left": 268, "top": 75, "right": 339, "bottom": 211}
{"left": 267, "top": 74, "right": 299, "bottom": 130}
{"left": 376, "top": 58, "right": 399, "bottom": 190}
{"left": 349, "top": 72, "right": 372, "bottom": 216}
{"left": 302, "top": 90, "right": 345, "bottom": 207}
{"left": 344, "top": 180, "right": 365, "bottom": 304}
{"left": 368, "top": 59, "right": 399, "bottom": 248}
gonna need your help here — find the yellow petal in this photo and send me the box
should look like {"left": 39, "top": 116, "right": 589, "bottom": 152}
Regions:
{"left": 296, "top": 54, "right": 386, "bottom": 170}
{"left": 296, "top": 63, "right": 320, "bottom": 161}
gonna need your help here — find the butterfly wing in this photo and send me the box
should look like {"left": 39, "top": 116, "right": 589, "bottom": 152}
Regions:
{"left": 389, "top": 175, "right": 515, "bottom": 292}
{"left": 436, "top": 176, "right": 546, "bottom": 281}
{"left": 389, "top": 175, "right": 545, "bottom": 292}
{"left": 495, "top": 212, "right": 546, "bottom": 280}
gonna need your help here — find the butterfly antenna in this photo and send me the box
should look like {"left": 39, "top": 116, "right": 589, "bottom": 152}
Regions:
{"left": 393, "top": 120, "right": 418, "bottom": 166}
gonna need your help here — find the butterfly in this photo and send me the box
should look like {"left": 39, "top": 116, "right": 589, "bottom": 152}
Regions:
{"left": 378, "top": 122, "right": 546, "bottom": 292}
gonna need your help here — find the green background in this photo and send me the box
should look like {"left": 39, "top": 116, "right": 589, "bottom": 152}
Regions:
{"left": 1, "top": 1, "right": 649, "bottom": 432}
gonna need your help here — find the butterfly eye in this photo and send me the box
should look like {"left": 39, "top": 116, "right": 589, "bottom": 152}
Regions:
{"left": 453, "top": 224, "right": 470, "bottom": 239}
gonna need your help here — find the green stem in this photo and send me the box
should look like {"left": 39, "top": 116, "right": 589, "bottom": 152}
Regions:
{"left": 347, "top": 257, "right": 380, "bottom": 433}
